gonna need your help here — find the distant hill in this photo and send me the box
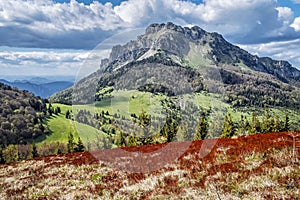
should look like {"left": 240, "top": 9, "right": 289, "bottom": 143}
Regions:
{"left": 25, "top": 77, "right": 53, "bottom": 84}
{"left": 0, "top": 79, "right": 73, "bottom": 98}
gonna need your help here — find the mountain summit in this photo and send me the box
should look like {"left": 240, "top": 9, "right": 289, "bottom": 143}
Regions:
{"left": 102, "top": 22, "right": 299, "bottom": 83}
{"left": 51, "top": 22, "right": 300, "bottom": 110}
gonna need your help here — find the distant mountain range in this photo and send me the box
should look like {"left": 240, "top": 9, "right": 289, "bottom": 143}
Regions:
{"left": 0, "top": 78, "right": 73, "bottom": 98}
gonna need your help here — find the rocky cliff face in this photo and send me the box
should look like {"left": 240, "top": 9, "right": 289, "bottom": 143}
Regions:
{"left": 103, "top": 22, "right": 300, "bottom": 83}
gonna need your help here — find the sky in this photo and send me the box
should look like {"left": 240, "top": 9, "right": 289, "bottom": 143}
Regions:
{"left": 1, "top": 0, "right": 300, "bottom": 79}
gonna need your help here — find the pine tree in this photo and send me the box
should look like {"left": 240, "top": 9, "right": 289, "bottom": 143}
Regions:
{"left": 57, "top": 144, "right": 63, "bottom": 154}
{"left": 162, "top": 118, "right": 178, "bottom": 142}
{"left": 54, "top": 107, "right": 58, "bottom": 115}
{"left": 138, "top": 110, "right": 153, "bottom": 144}
{"left": 237, "top": 115, "right": 250, "bottom": 135}
{"left": 250, "top": 112, "right": 261, "bottom": 134}
{"left": 221, "top": 113, "right": 236, "bottom": 138}
{"left": 65, "top": 110, "right": 70, "bottom": 119}
{"left": 138, "top": 110, "right": 151, "bottom": 127}
{"left": 32, "top": 143, "right": 39, "bottom": 158}
{"left": 261, "top": 107, "right": 271, "bottom": 133}
{"left": 128, "top": 135, "right": 141, "bottom": 147}
{"left": 284, "top": 112, "right": 290, "bottom": 131}
{"left": 48, "top": 103, "right": 54, "bottom": 116}
{"left": 194, "top": 114, "right": 208, "bottom": 140}
{"left": 74, "top": 137, "right": 85, "bottom": 152}
{"left": 103, "top": 137, "right": 112, "bottom": 149}
{"left": 273, "top": 116, "right": 282, "bottom": 133}
{"left": 2, "top": 145, "right": 19, "bottom": 163}
{"left": 57, "top": 107, "right": 61, "bottom": 114}
{"left": 0, "top": 148, "right": 5, "bottom": 164}
{"left": 114, "top": 132, "right": 126, "bottom": 147}
{"left": 67, "top": 133, "right": 75, "bottom": 153}
{"left": 268, "top": 117, "right": 275, "bottom": 132}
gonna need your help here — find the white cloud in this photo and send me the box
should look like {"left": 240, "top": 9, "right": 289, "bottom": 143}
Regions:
{"left": 0, "top": 0, "right": 122, "bottom": 32}
{"left": 291, "top": 16, "right": 300, "bottom": 31}
{"left": 239, "top": 39, "right": 300, "bottom": 68}
{"left": 1, "top": 0, "right": 300, "bottom": 77}
{"left": 0, "top": 47, "right": 111, "bottom": 77}
{"left": 0, "top": 0, "right": 299, "bottom": 48}
{"left": 276, "top": 7, "right": 294, "bottom": 26}
{"left": 0, "top": 0, "right": 122, "bottom": 48}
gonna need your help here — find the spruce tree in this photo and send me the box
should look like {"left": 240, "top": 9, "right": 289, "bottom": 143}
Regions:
{"left": 194, "top": 114, "right": 208, "bottom": 140}
{"left": 103, "top": 137, "right": 112, "bottom": 149}
{"left": 261, "top": 107, "right": 271, "bottom": 133}
{"left": 168, "top": 120, "right": 178, "bottom": 142}
{"left": 138, "top": 110, "right": 153, "bottom": 144}
{"left": 273, "top": 116, "right": 282, "bottom": 133}
{"left": 57, "top": 107, "right": 61, "bottom": 114}
{"left": 57, "top": 144, "right": 63, "bottom": 154}
{"left": 32, "top": 143, "right": 39, "bottom": 158}
{"left": 67, "top": 133, "right": 75, "bottom": 153}
{"left": 238, "top": 115, "right": 250, "bottom": 135}
{"left": 221, "top": 113, "right": 236, "bottom": 138}
{"left": 284, "top": 112, "right": 290, "bottom": 131}
{"left": 0, "top": 148, "right": 5, "bottom": 164}
{"left": 250, "top": 112, "right": 261, "bottom": 134}
{"left": 75, "top": 137, "right": 85, "bottom": 152}
{"left": 65, "top": 110, "right": 70, "bottom": 119}
{"left": 48, "top": 103, "right": 54, "bottom": 116}
{"left": 115, "top": 132, "right": 126, "bottom": 147}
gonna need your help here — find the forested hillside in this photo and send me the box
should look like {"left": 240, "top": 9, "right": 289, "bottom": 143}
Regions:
{"left": 0, "top": 83, "right": 49, "bottom": 146}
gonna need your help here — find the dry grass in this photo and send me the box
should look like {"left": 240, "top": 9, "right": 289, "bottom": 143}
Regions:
{"left": 0, "top": 132, "right": 299, "bottom": 199}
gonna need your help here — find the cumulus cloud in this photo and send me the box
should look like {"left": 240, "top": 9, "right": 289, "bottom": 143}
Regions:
{"left": 0, "top": 0, "right": 121, "bottom": 49}
{"left": 114, "top": 0, "right": 299, "bottom": 44}
{"left": 0, "top": 0, "right": 300, "bottom": 49}
{"left": 291, "top": 17, "right": 300, "bottom": 31}
{"left": 1, "top": 0, "right": 300, "bottom": 77}
{"left": 239, "top": 39, "right": 300, "bottom": 68}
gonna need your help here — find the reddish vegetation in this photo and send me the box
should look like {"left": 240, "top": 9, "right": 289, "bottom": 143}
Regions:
{"left": 0, "top": 131, "right": 299, "bottom": 199}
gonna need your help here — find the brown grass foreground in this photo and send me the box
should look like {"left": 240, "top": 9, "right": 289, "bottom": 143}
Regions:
{"left": 0, "top": 132, "right": 299, "bottom": 199}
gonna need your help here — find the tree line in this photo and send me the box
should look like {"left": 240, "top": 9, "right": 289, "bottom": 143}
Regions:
{"left": 0, "top": 103, "right": 292, "bottom": 164}
{"left": 0, "top": 133, "right": 86, "bottom": 164}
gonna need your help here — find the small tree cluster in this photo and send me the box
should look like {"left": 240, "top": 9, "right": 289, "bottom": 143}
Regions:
{"left": 67, "top": 133, "right": 86, "bottom": 153}
{"left": 221, "top": 108, "right": 291, "bottom": 138}
{"left": 47, "top": 103, "right": 61, "bottom": 116}
{"left": 0, "top": 142, "right": 68, "bottom": 164}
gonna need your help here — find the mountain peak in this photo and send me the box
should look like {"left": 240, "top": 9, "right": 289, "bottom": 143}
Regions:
{"left": 145, "top": 22, "right": 206, "bottom": 41}
{"left": 102, "top": 22, "right": 300, "bottom": 83}
{"left": 145, "top": 22, "right": 184, "bottom": 34}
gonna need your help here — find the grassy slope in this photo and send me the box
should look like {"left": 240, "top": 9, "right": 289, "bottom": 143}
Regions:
{"left": 43, "top": 90, "right": 299, "bottom": 145}
{"left": 38, "top": 103, "right": 106, "bottom": 145}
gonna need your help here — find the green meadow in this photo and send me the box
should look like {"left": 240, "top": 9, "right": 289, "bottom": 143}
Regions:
{"left": 41, "top": 90, "right": 300, "bottom": 145}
